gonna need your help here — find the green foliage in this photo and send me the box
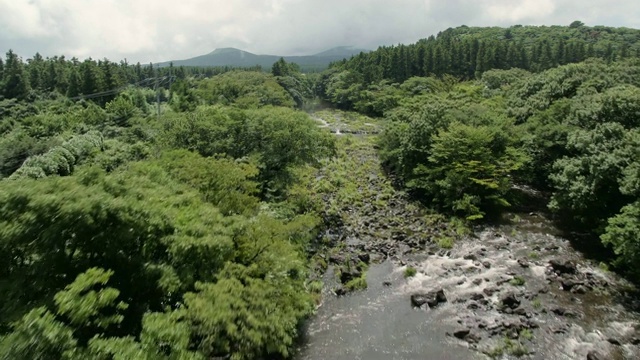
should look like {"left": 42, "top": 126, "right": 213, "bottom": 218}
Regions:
{"left": 10, "top": 131, "right": 104, "bottom": 179}
{"left": 183, "top": 266, "right": 313, "bottom": 360}
{"left": 53, "top": 268, "right": 128, "bottom": 330}
{"left": 159, "top": 150, "right": 260, "bottom": 215}
{"left": 160, "top": 105, "right": 335, "bottom": 198}
{"left": 601, "top": 202, "right": 640, "bottom": 278}
{"left": 409, "top": 121, "right": 526, "bottom": 219}
{"left": 197, "top": 71, "right": 295, "bottom": 109}
{"left": 437, "top": 236, "right": 454, "bottom": 249}
{"left": 510, "top": 276, "right": 526, "bottom": 286}
{"left": 404, "top": 266, "right": 417, "bottom": 278}
{"left": 0, "top": 128, "right": 57, "bottom": 178}
{"left": 0, "top": 307, "right": 77, "bottom": 360}
{"left": 344, "top": 274, "right": 368, "bottom": 291}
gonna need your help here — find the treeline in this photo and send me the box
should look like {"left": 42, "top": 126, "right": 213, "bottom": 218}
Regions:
{"left": 0, "top": 49, "right": 264, "bottom": 102}
{"left": 319, "top": 23, "right": 640, "bottom": 114}
{"left": 316, "top": 23, "right": 640, "bottom": 281}
{"left": 0, "top": 57, "right": 335, "bottom": 359}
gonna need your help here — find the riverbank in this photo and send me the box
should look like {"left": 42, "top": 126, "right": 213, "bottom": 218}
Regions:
{"left": 298, "top": 109, "right": 640, "bottom": 360}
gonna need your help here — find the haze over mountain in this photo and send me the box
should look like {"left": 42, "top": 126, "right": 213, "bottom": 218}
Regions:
{"left": 157, "top": 46, "right": 369, "bottom": 70}
{"left": 2, "top": 0, "right": 640, "bottom": 63}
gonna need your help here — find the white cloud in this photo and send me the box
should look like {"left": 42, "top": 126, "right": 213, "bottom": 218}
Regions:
{"left": 0, "top": 0, "right": 638, "bottom": 63}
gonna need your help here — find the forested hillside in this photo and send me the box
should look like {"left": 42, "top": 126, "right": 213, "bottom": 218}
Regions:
{"left": 0, "top": 51, "right": 333, "bottom": 359}
{"left": 318, "top": 24, "right": 640, "bottom": 283}
{"left": 2, "top": 22, "right": 640, "bottom": 360}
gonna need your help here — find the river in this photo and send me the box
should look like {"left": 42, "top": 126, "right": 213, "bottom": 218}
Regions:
{"left": 296, "top": 109, "right": 640, "bottom": 360}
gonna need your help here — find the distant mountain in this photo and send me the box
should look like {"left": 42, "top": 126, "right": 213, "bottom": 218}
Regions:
{"left": 157, "top": 46, "right": 369, "bottom": 71}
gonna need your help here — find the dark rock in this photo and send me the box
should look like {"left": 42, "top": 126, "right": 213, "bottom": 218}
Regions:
{"left": 482, "top": 261, "right": 491, "bottom": 269}
{"left": 587, "top": 350, "right": 605, "bottom": 360}
{"left": 340, "top": 268, "right": 361, "bottom": 284}
{"left": 464, "top": 254, "right": 478, "bottom": 261}
{"left": 457, "top": 279, "right": 466, "bottom": 285}
{"left": 411, "top": 289, "right": 447, "bottom": 309}
{"left": 501, "top": 293, "right": 521, "bottom": 309}
{"left": 472, "top": 278, "right": 483, "bottom": 286}
{"left": 335, "top": 287, "right": 347, "bottom": 296}
{"left": 467, "top": 302, "right": 480, "bottom": 310}
{"left": 552, "top": 324, "right": 570, "bottom": 334}
{"left": 357, "top": 253, "right": 370, "bottom": 264}
{"left": 571, "top": 285, "right": 588, "bottom": 294}
{"left": 549, "top": 259, "right": 577, "bottom": 275}
{"left": 514, "top": 307, "right": 528, "bottom": 316}
{"left": 470, "top": 293, "right": 485, "bottom": 301}
{"left": 607, "top": 338, "right": 622, "bottom": 346}
{"left": 518, "top": 259, "right": 530, "bottom": 268}
{"left": 382, "top": 281, "right": 392, "bottom": 287}
{"left": 451, "top": 328, "right": 482, "bottom": 344}
{"left": 551, "top": 307, "right": 578, "bottom": 318}
{"left": 329, "top": 253, "right": 345, "bottom": 264}
{"left": 466, "top": 332, "right": 482, "bottom": 344}
{"left": 453, "top": 328, "right": 471, "bottom": 339}
{"left": 561, "top": 279, "right": 577, "bottom": 291}
{"left": 483, "top": 287, "right": 499, "bottom": 296}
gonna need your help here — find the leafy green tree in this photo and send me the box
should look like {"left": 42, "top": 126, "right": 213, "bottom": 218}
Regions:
{"left": 601, "top": 202, "right": 640, "bottom": 279}
{"left": 548, "top": 124, "right": 637, "bottom": 228}
{"left": 410, "top": 122, "right": 526, "bottom": 219}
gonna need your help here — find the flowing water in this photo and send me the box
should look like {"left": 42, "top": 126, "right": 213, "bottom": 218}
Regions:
{"left": 297, "top": 212, "right": 640, "bottom": 360}
{"left": 300, "top": 110, "right": 640, "bottom": 359}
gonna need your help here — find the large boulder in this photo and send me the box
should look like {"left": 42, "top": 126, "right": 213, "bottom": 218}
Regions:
{"left": 411, "top": 289, "right": 447, "bottom": 309}
{"left": 500, "top": 293, "right": 521, "bottom": 310}
{"left": 549, "top": 259, "right": 577, "bottom": 275}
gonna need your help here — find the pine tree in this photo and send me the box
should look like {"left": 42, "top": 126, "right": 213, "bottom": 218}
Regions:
{"left": 3, "top": 50, "right": 30, "bottom": 99}
{"left": 67, "top": 69, "right": 80, "bottom": 98}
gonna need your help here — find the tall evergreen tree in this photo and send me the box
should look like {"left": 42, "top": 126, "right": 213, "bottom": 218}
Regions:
{"left": 3, "top": 50, "right": 30, "bottom": 100}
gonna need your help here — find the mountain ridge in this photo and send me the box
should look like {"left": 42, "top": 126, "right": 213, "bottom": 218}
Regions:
{"left": 158, "top": 46, "right": 369, "bottom": 71}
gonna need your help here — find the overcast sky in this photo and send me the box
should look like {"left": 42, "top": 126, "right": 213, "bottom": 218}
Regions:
{"left": 1, "top": 0, "right": 639, "bottom": 63}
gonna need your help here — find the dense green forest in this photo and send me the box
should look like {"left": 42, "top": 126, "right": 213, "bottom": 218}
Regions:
{"left": 318, "top": 23, "right": 640, "bottom": 282}
{"left": 0, "top": 49, "right": 332, "bottom": 359}
{"left": 1, "top": 22, "right": 640, "bottom": 359}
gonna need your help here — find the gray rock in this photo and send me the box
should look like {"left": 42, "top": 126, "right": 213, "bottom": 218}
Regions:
{"left": 549, "top": 259, "right": 577, "bottom": 275}
{"left": 501, "top": 293, "right": 521, "bottom": 309}
{"left": 587, "top": 350, "right": 605, "bottom": 360}
{"left": 411, "top": 289, "right": 447, "bottom": 309}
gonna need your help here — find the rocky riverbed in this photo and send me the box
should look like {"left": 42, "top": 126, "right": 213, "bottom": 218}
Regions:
{"left": 297, "top": 111, "right": 640, "bottom": 360}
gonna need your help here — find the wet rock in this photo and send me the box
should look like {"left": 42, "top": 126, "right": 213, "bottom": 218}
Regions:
{"left": 483, "top": 287, "right": 499, "bottom": 296}
{"left": 470, "top": 293, "right": 485, "bottom": 301}
{"left": 587, "top": 350, "right": 606, "bottom": 360}
{"left": 482, "top": 261, "right": 491, "bottom": 268}
{"left": 552, "top": 324, "right": 570, "bottom": 334}
{"left": 464, "top": 254, "right": 478, "bottom": 261}
{"left": 411, "top": 289, "right": 447, "bottom": 309}
{"left": 571, "top": 285, "right": 588, "bottom": 294}
{"left": 467, "top": 302, "right": 480, "bottom": 310}
{"left": 382, "top": 281, "right": 392, "bottom": 287}
{"left": 561, "top": 279, "right": 577, "bottom": 291}
{"left": 450, "top": 328, "right": 482, "bottom": 344}
{"left": 607, "top": 337, "right": 622, "bottom": 346}
{"left": 329, "top": 253, "right": 346, "bottom": 264}
{"left": 335, "top": 287, "right": 347, "bottom": 296}
{"left": 514, "top": 307, "right": 529, "bottom": 317}
{"left": 549, "top": 259, "right": 577, "bottom": 275}
{"left": 501, "top": 293, "right": 521, "bottom": 309}
{"left": 518, "top": 259, "right": 530, "bottom": 268}
{"left": 453, "top": 328, "right": 470, "bottom": 339}
{"left": 472, "top": 278, "right": 483, "bottom": 286}
{"left": 551, "top": 307, "right": 578, "bottom": 318}
{"left": 340, "top": 268, "right": 361, "bottom": 284}
{"left": 357, "top": 253, "right": 370, "bottom": 264}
